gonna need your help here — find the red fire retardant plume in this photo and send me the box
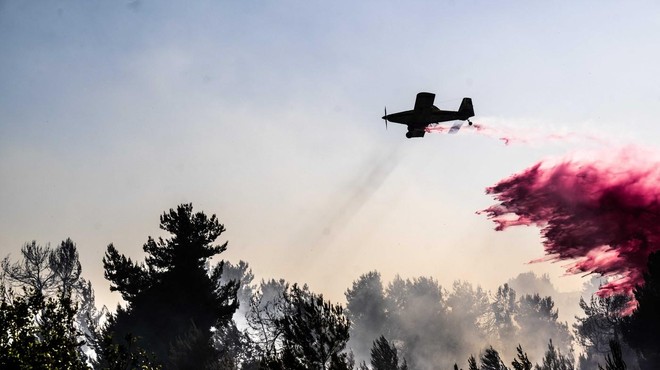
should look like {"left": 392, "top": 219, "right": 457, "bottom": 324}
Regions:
{"left": 480, "top": 148, "right": 660, "bottom": 314}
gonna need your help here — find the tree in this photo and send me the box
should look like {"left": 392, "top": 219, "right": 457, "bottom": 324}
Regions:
{"left": 468, "top": 355, "right": 479, "bottom": 370}
{"left": 275, "top": 284, "right": 351, "bottom": 370}
{"left": 574, "top": 293, "right": 632, "bottom": 368}
{"left": 345, "top": 271, "right": 388, "bottom": 363}
{"left": 599, "top": 340, "right": 627, "bottom": 370}
{"left": 101, "top": 204, "right": 239, "bottom": 367}
{"left": 446, "top": 281, "right": 492, "bottom": 362}
{"left": 534, "top": 340, "right": 573, "bottom": 370}
{"left": 490, "top": 284, "right": 517, "bottom": 346}
{"left": 2, "top": 239, "right": 82, "bottom": 297}
{"left": 384, "top": 276, "right": 451, "bottom": 369}
{"left": 370, "top": 336, "right": 407, "bottom": 370}
{"left": 246, "top": 278, "right": 290, "bottom": 359}
{"left": 2, "top": 238, "right": 102, "bottom": 363}
{"left": 220, "top": 260, "right": 255, "bottom": 320}
{"left": 480, "top": 346, "right": 509, "bottom": 370}
{"left": 0, "top": 289, "right": 88, "bottom": 369}
{"left": 511, "top": 345, "right": 533, "bottom": 370}
{"left": 621, "top": 251, "right": 660, "bottom": 370}
{"left": 50, "top": 238, "right": 83, "bottom": 297}
{"left": 93, "top": 330, "right": 161, "bottom": 370}
{"left": 516, "top": 294, "right": 572, "bottom": 361}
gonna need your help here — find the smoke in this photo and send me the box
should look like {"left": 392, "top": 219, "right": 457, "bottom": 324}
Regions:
{"left": 424, "top": 119, "right": 609, "bottom": 146}
{"left": 424, "top": 124, "right": 449, "bottom": 133}
{"left": 480, "top": 147, "right": 660, "bottom": 313}
{"left": 345, "top": 272, "right": 574, "bottom": 369}
{"left": 471, "top": 122, "right": 585, "bottom": 146}
{"left": 296, "top": 145, "right": 403, "bottom": 247}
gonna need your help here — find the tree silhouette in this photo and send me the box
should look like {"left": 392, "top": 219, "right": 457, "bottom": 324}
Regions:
{"left": 534, "top": 340, "right": 574, "bottom": 370}
{"left": 0, "top": 290, "right": 87, "bottom": 369}
{"left": 511, "top": 345, "right": 533, "bottom": 370}
{"left": 516, "top": 294, "right": 572, "bottom": 361}
{"left": 1, "top": 238, "right": 101, "bottom": 363}
{"left": 481, "top": 346, "right": 509, "bottom": 370}
{"left": 384, "top": 275, "right": 451, "bottom": 369}
{"left": 281, "top": 284, "right": 350, "bottom": 369}
{"left": 345, "top": 271, "right": 388, "bottom": 362}
{"left": 101, "top": 204, "right": 239, "bottom": 367}
{"left": 598, "top": 339, "right": 627, "bottom": 370}
{"left": 574, "top": 293, "right": 631, "bottom": 368}
{"left": 621, "top": 251, "right": 660, "bottom": 370}
{"left": 446, "top": 280, "right": 491, "bottom": 362}
{"left": 468, "top": 355, "right": 478, "bottom": 370}
{"left": 370, "top": 335, "right": 407, "bottom": 370}
{"left": 2, "top": 239, "right": 82, "bottom": 297}
{"left": 264, "top": 284, "right": 351, "bottom": 369}
{"left": 246, "top": 278, "right": 290, "bottom": 359}
{"left": 490, "top": 284, "right": 517, "bottom": 347}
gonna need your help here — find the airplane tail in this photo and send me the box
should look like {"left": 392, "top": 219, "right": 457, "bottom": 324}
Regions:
{"left": 458, "top": 98, "right": 474, "bottom": 119}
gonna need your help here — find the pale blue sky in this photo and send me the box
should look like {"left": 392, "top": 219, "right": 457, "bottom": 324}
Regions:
{"left": 2, "top": 1, "right": 660, "bottom": 309}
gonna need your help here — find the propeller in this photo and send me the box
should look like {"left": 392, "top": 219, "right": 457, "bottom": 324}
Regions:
{"left": 383, "top": 107, "right": 388, "bottom": 130}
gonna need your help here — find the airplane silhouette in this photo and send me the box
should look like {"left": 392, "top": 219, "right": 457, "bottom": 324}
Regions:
{"left": 383, "top": 92, "right": 474, "bottom": 138}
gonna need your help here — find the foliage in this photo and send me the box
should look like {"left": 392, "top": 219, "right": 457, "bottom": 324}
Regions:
{"left": 1, "top": 238, "right": 103, "bottom": 364}
{"left": 100, "top": 204, "right": 239, "bottom": 367}
{"left": 246, "top": 278, "right": 290, "bottom": 358}
{"left": 598, "top": 340, "right": 627, "bottom": 370}
{"left": 481, "top": 346, "right": 509, "bottom": 370}
{"left": 384, "top": 276, "right": 451, "bottom": 369}
{"left": 621, "top": 251, "right": 660, "bottom": 370}
{"left": 511, "top": 344, "right": 532, "bottom": 370}
{"left": 468, "top": 355, "right": 478, "bottom": 370}
{"left": 2, "top": 239, "right": 83, "bottom": 297}
{"left": 0, "top": 289, "right": 88, "bottom": 369}
{"left": 345, "top": 271, "right": 388, "bottom": 363}
{"left": 516, "top": 294, "right": 572, "bottom": 361}
{"left": 93, "top": 330, "right": 161, "bottom": 370}
{"left": 511, "top": 345, "right": 533, "bottom": 370}
{"left": 490, "top": 284, "right": 517, "bottom": 346}
{"left": 370, "top": 335, "right": 407, "bottom": 370}
{"left": 346, "top": 273, "right": 573, "bottom": 369}
{"left": 276, "top": 284, "right": 351, "bottom": 369}
{"left": 534, "top": 340, "right": 573, "bottom": 370}
{"left": 573, "top": 293, "right": 631, "bottom": 368}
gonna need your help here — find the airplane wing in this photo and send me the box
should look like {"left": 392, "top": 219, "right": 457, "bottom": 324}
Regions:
{"left": 413, "top": 92, "right": 435, "bottom": 112}
{"left": 448, "top": 121, "right": 463, "bottom": 134}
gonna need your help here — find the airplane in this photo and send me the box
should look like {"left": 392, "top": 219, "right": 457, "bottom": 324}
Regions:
{"left": 382, "top": 92, "right": 474, "bottom": 138}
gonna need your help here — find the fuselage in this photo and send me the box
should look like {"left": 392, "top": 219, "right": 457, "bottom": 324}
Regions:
{"left": 383, "top": 107, "right": 468, "bottom": 129}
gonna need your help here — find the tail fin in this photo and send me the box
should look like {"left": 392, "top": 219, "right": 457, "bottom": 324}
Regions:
{"left": 458, "top": 98, "right": 474, "bottom": 119}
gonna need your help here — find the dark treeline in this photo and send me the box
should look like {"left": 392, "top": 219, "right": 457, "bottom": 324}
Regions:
{"left": 1, "top": 204, "right": 659, "bottom": 369}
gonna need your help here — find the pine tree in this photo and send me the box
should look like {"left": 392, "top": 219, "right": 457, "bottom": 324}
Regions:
{"left": 490, "top": 284, "right": 517, "bottom": 345}
{"left": 275, "top": 284, "right": 351, "bottom": 370}
{"left": 621, "top": 251, "right": 660, "bottom": 370}
{"left": 100, "top": 204, "right": 239, "bottom": 367}
{"left": 481, "top": 346, "right": 509, "bottom": 370}
{"left": 598, "top": 340, "right": 627, "bottom": 370}
{"left": 2, "top": 238, "right": 100, "bottom": 364}
{"left": 0, "top": 290, "right": 88, "bottom": 369}
{"left": 511, "top": 345, "right": 533, "bottom": 370}
{"left": 370, "top": 335, "right": 405, "bottom": 370}
{"left": 573, "top": 293, "right": 630, "bottom": 368}
{"left": 345, "top": 271, "right": 388, "bottom": 363}
{"left": 535, "top": 340, "right": 574, "bottom": 370}
{"left": 468, "top": 355, "right": 479, "bottom": 370}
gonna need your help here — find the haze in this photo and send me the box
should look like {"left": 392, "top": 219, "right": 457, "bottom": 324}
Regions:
{"left": 3, "top": 1, "right": 660, "bottom": 312}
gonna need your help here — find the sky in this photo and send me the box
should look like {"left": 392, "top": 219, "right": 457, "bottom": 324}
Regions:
{"left": 3, "top": 1, "right": 660, "bottom": 311}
